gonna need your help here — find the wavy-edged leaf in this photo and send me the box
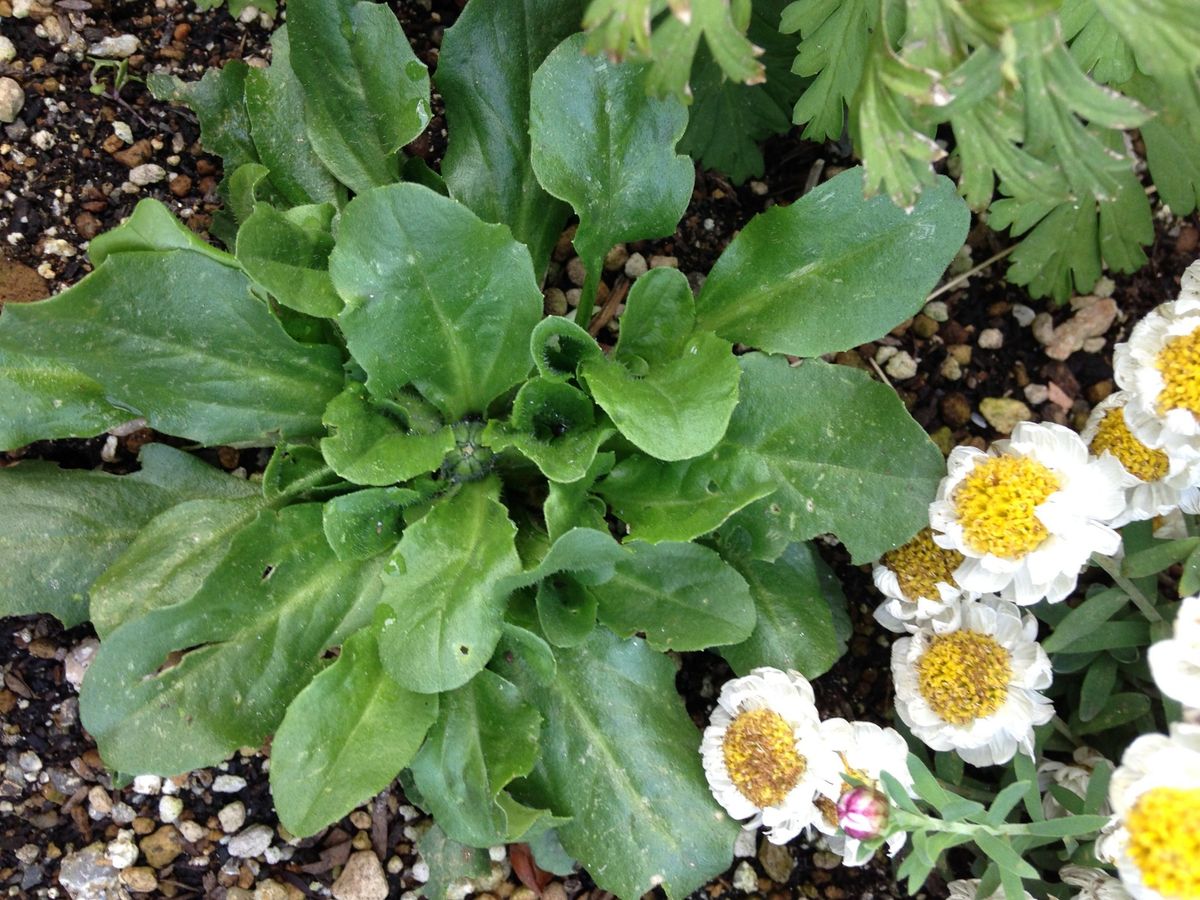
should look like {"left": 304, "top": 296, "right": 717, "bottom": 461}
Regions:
{"left": 377, "top": 478, "right": 522, "bottom": 694}
{"left": 322, "top": 487, "right": 415, "bottom": 562}
{"left": 236, "top": 202, "right": 342, "bottom": 317}
{"left": 89, "top": 199, "right": 237, "bottom": 268}
{"left": 496, "top": 627, "right": 737, "bottom": 899}
{"left": 80, "top": 503, "right": 387, "bottom": 773}
{"left": 271, "top": 625, "right": 437, "bottom": 837}
{"left": 695, "top": 168, "right": 969, "bottom": 357}
{"left": 438, "top": 0, "right": 586, "bottom": 274}
{"left": 0, "top": 351, "right": 127, "bottom": 450}
{"left": 287, "top": 0, "right": 430, "bottom": 194}
{"left": 0, "top": 250, "right": 344, "bottom": 446}
{"left": 333, "top": 183, "right": 542, "bottom": 420}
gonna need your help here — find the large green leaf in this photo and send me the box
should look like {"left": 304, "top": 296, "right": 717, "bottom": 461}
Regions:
{"left": 410, "top": 669, "right": 555, "bottom": 847}
{"left": 496, "top": 628, "right": 738, "bottom": 899}
{"left": 333, "top": 183, "right": 543, "bottom": 419}
{"left": 0, "top": 251, "right": 344, "bottom": 446}
{"left": 90, "top": 496, "right": 264, "bottom": 637}
{"left": 634, "top": 354, "right": 942, "bottom": 563}
{"left": 438, "top": 0, "right": 586, "bottom": 274}
{"left": 591, "top": 542, "right": 755, "bottom": 651}
{"left": 320, "top": 382, "right": 455, "bottom": 486}
{"left": 578, "top": 269, "right": 740, "bottom": 461}
{"left": 271, "top": 625, "right": 437, "bottom": 837}
{"left": 530, "top": 34, "right": 693, "bottom": 275}
{"left": 243, "top": 27, "right": 342, "bottom": 208}
{"left": 321, "top": 487, "right": 415, "bottom": 562}
{"left": 0, "top": 351, "right": 127, "bottom": 450}
{"left": 377, "top": 478, "right": 522, "bottom": 694}
{"left": 596, "top": 452, "right": 775, "bottom": 543}
{"left": 0, "top": 445, "right": 256, "bottom": 626}
{"left": 719, "top": 542, "right": 843, "bottom": 678}
{"left": 695, "top": 168, "right": 969, "bottom": 357}
{"left": 287, "top": 0, "right": 430, "bottom": 194}
{"left": 80, "top": 503, "right": 387, "bottom": 774}
{"left": 236, "top": 203, "right": 342, "bottom": 318}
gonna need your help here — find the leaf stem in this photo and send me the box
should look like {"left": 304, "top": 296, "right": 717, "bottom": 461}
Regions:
{"left": 1091, "top": 553, "right": 1162, "bottom": 622}
{"left": 575, "top": 260, "right": 602, "bottom": 331}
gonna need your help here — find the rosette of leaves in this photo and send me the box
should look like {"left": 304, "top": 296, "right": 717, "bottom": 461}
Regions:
{"left": 0, "top": 1, "right": 968, "bottom": 895}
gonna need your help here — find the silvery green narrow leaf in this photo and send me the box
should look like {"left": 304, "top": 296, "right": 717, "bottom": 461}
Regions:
{"left": 242, "top": 27, "right": 342, "bottom": 207}
{"left": 719, "top": 542, "right": 844, "bottom": 678}
{"left": 579, "top": 269, "right": 740, "bottom": 461}
{"left": 88, "top": 199, "right": 237, "bottom": 268}
{"left": 0, "top": 350, "right": 127, "bottom": 450}
{"left": 495, "top": 627, "right": 738, "bottom": 899}
{"left": 529, "top": 33, "right": 693, "bottom": 273}
{"left": 0, "top": 251, "right": 344, "bottom": 446}
{"left": 410, "top": 669, "right": 561, "bottom": 847}
{"left": 333, "top": 184, "right": 542, "bottom": 420}
{"left": 322, "top": 487, "right": 415, "bottom": 562}
{"left": 596, "top": 451, "right": 775, "bottom": 543}
{"left": 236, "top": 202, "right": 342, "bottom": 317}
{"left": 90, "top": 495, "right": 265, "bottom": 637}
{"left": 438, "top": 0, "right": 587, "bottom": 275}
{"left": 695, "top": 168, "right": 969, "bottom": 357}
{"left": 271, "top": 625, "right": 437, "bottom": 837}
{"left": 615, "top": 354, "right": 943, "bottom": 563}
{"left": 80, "top": 503, "right": 387, "bottom": 775}
{"left": 590, "top": 542, "right": 755, "bottom": 651}
{"left": 320, "top": 382, "right": 455, "bottom": 486}
{"left": 0, "top": 445, "right": 255, "bottom": 627}
{"left": 481, "top": 378, "right": 612, "bottom": 483}
{"left": 287, "top": 0, "right": 430, "bottom": 194}
{"left": 377, "top": 478, "right": 522, "bottom": 694}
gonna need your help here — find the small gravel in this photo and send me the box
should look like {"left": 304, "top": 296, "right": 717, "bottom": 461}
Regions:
{"left": 227, "top": 823, "right": 274, "bottom": 858}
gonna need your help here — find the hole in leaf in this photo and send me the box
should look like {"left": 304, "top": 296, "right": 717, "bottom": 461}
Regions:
{"left": 261, "top": 565, "right": 276, "bottom": 581}
{"left": 459, "top": 645, "right": 470, "bottom": 656}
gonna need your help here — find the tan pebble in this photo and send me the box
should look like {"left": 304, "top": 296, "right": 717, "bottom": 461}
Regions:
{"left": 131, "top": 817, "right": 155, "bottom": 835}
{"left": 1086, "top": 380, "right": 1114, "bottom": 405}
{"left": 349, "top": 810, "right": 372, "bottom": 830}
{"left": 603, "top": 244, "right": 629, "bottom": 271}
{"left": 169, "top": 174, "right": 192, "bottom": 198}
{"left": 565, "top": 256, "right": 587, "bottom": 287}
{"left": 330, "top": 850, "right": 389, "bottom": 900}
{"left": 648, "top": 254, "right": 678, "bottom": 269}
{"left": 139, "top": 825, "right": 184, "bottom": 868}
{"left": 351, "top": 830, "right": 372, "bottom": 850}
{"left": 542, "top": 885, "right": 568, "bottom": 900}
{"left": 120, "top": 867, "right": 158, "bottom": 892}
{"left": 979, "top": 397, "right": 1031, "bottom": 434}
{"left": 253, "top": 879, "right": 290, "bottom": 900}
{"left": 912, "top": 313, "right": 939, "bottom": 339}
{"left": 940, "top": 392, "right": 971, "bottom": 428}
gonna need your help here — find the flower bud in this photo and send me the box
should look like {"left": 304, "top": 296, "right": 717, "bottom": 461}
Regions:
{"left": 836, "top": 786, "right": 889, "bottom": 840}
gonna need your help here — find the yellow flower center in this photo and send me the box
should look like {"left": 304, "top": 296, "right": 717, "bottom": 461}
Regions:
{"left": 1125, "top": 786, "right": 1200, "bottom": 899}
{"left": 916, "top": 631, "right": 1012, "bottom": 725}
{"left": 881, "top": 527, "right": 964, "bottom": 601}
{"left": 722, "top": 707, "right": 807, "bottom": 809}
{"left": 1156, "top": 328, "right": 1200, "bottom": 421}
{"left": 953, "top": 455, "right": 1061, "bottom": 558}
{"left": 1090, "top": 406, "right": 1169, "bottom": 482}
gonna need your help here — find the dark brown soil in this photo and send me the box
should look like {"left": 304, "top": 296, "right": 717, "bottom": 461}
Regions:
{"left": 2, "top": 1, "right": 1198, "bottom": 899}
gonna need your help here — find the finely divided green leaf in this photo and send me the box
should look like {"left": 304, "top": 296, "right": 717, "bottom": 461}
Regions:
{"left": 287, "top": 0, "right": 430, "bottom": 194}
{"left": 0, "top": 251, "right": 344, "bottom": 446}
{"left": 80, "top": 503, "right": 387, "bottom": 773}
{"left": 438, "top": 0, "right": 586, "bottom": 274}
{"left": 333, "top": 183, "right": 543, "bottom": 420}
{"left": 496, "top": 628, "right": 738, "bottom": 899}
{"left": 377, "top": 478, "right": 522, "bottom": 693}
{"left": 530, "top": 33, "right": 693, "bottom": 271}
{"left": 694, "top": 168, "right": 969, "bottom": 357}
{"left": 271, "top": 626, "right": 437, "bottom": 837}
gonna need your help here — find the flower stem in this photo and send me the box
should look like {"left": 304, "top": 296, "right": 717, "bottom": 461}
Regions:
{"left": 1092, "top": 553, "right": 1162, "bottom": 623}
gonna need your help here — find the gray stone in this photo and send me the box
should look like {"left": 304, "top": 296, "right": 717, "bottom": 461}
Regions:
{"left": 128, "top": 164, "right": 166, "bottom": 186}
{"left": 331, "top": 851, "right": 390, "bottom": 900}
{"left": 218, "top": 800, "right": 247, "bottom": 833}
{"left": 623, "top": 252, "right": 648, "bottom": 279}
{"left": 227, "top": 824, "right": 274, "bottom": 859}
{"left": 884, "top": 350, "right": 918, "bottom": 380}
{"left": 731, "top": 861, "right": 758, "bottom": 893}
{"left": 212, "top": 773, "right": 247, "bottom": 793}
{"left": 158, "top": 795, "right": 183, "bottom": 824}
{"left": 58, "top": 843, "right": 131, "bottom": 900}
{"left": 0, "top": 36, "right": 16, "bottom": 63}
{"left": 0, "top": 77, "right": 25, "bottom": 124}
{"left": 88, "top": 35, "right": 140, "bottom": 58}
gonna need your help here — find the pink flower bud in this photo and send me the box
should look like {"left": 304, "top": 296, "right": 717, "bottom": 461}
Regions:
{"left": 837, "top": 786, "right": 889, "bottom": 840}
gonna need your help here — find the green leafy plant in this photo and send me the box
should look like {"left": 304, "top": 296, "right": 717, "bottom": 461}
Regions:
{"left": 585, "top": 0, "right": 1200, "bottom": 302}
{"left": 0, "top": 0, "right": 970, "bottom": 895}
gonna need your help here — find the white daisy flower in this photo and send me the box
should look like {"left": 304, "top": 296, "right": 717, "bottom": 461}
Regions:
{"left": 1081, "top": 391, "right": 1196, "bottom": 526}
{"left": 1037, "top": 746, "right": 1113, "bottom": 819}
{"left": 700, "top": 667, "right": 843, "bottom": 844}
{"left": 1096, "top": 724, "right": 1200, "bottom": 900}
{"left": 947, "top": 878, "right": 1035, "bottom": 900}
{"left": 814, "top": 719, "right": 914, "bottom": 866}
{"left": 929, "top": 421, "right": 1126, "bottom": 605}
{"left": 872, "top": 526, "right": 970, "bottom": 632}
{"left": 1061, "top": 866, "right": 1133, "bottom": 900}
{"left": 891, "top": 595, "right": 1054, "bottom": 766}
{"left": 1148, "top": 596, "right": 1200, "bottom": 709}
{"left": 1114, "top": 260, "right": 1200, "bottom": 459}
